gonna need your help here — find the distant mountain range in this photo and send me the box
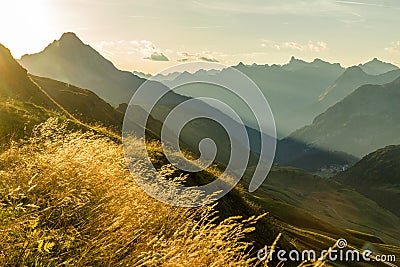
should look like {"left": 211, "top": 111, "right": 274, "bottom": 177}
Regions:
{"left": 154, "top": 56, "right": 399, "bottom": 138}
{"left": 155, "top": 57, "right": 400, "bottom": 162}
{"left": 358, "top": 58, "right": 399, "bottom": 75}
{"left": 282, "top": 56, "right": 343, "bottom": 72}
{"left": 15, "top": 32, "right": 400, "bottom": 172}
{"left": 289, "top": 77, "right": 400, "bottom": 157}
{"left": 16, "top": 35, "right": 276, "bottom": 171}
{"left": 3, "top": 35, "right": 400, "bottom": 252}
{"left": 317, "top": 66, "right": 400, "bottom": 112}
{"left": 159, "top": 57, "right": 345, "bottom": 137}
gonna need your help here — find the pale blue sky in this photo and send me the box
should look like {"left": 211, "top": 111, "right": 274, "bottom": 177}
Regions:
{"left": 1, "top": 0, "right": 399, "bottom": 73}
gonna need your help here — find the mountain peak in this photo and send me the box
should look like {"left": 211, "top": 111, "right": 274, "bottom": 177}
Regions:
{"left": 289, "top": 56, "right": 304, "bottom": 63}
{"left": 283, "top": 56, "right": 342, "bottom": 72}
{"left": 0, "top": 43, "right": 13, "bottom": 62}
{"left": 57, "top": 32, "right": 85, "bottom": 47}
{"left": 345, "top": 65, "right": 365, "bottom": 74}
{"left": 235, "top": 62, "right": 246, "bottom": 69}
{"left": 60, "top": 32, "right": 80, "bottom": 40}
{"left": 0, "top": 43, "right": 27, "bottom": 76}
{"left": 358, "top": 58, "right": 399, "bottom": 75}
{"left": 362, "top": 57, "right": 386, "bottom": 65}
{"left": 18, "top": 34, "right": 144, "bottom": 105}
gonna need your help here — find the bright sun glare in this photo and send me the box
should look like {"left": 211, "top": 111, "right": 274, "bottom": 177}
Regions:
{"left": 0, "top": 0, "right": 54, "bottom": 58}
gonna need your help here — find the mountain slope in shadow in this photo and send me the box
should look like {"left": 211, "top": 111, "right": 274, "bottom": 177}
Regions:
{"left": 317, "top": 66, "right": 400, "bottom": 112}
{"left": 0, "top": 44, "right": 56, "bottom": 109}
{"left": 251, "top": 166, "right": 400, "bottom": 246}
{"left": 335, "top": 145, "right": 400, "bottom": 217}
{"left": 289, "top": 77, "right": 400, "bottom": 158}
{"left": 20, "top": 32, "right": 144, "bottom": 105}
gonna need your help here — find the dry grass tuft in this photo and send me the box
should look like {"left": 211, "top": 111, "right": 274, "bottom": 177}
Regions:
{"left": 0, "top": 118, "right": 259, "bottom": 266}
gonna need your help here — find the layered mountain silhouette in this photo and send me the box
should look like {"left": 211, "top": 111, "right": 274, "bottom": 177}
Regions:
{"left": 19, "top": 32, "right": 144, "bottom": 105}
{"left": 17, "top": 35, "right": 275, "bottom": 169}
{"left": 288, "top": 77, "right": 400, "bottom": 158}
{"left": 162, "top": 58, "right": 345, "bottom": 137}
{"left": 0, "top": 42, "right": 129, "bottom": 126}
{"left": 0, "top": 44, "right": 55, "bottom": 108}
{"left": 317, "top": 66, "right": 400, "bottom": 111}
{"left": 15, "top": 33, "right": 400, "bottom": 174}
{"left": 150, "top": 58, "right": 400, "bottom": 141}
{"left": 282, "top": 56, "right": 343, "bottom": 73}
{"left": 0, "top": 43, "right": 128, "bottom": 144}
{"left": 358, "top": 58, "right": 399, "bottom": 75}
{"left": 335, "top": 145, "right": 400, "bottom": 217}
{"left": 5, "top": 41, "right": 400, "bottom": 261}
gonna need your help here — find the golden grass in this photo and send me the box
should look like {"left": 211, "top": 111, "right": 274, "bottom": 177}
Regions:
{"left": 0, "top": 118, "right": 260, "bottom": 266}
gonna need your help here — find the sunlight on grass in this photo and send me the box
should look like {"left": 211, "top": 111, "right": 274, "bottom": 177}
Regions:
{"left": 0, "top": 118, "right": 259, "bottom": 266}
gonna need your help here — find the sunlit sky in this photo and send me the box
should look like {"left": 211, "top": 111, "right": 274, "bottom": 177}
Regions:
{"left": 1, "top": 0, "right": 400, "bottom": 74}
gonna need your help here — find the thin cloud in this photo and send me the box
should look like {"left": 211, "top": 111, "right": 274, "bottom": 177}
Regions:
{"left": 262, "top": 40, "right": 328, "bottom": 52}
{"left": 308, "top": 41, "right": 328, "bottom": 52}
{"left": 177, "top": 52, "right": 219, "bottom": 62}
{"left": 385, "top": 41, "right": 400, "bottom": 54}
{"left": 145, "top": 52, "right": 169, "bottom": 61}
{"left": 335, "top": 0, "right": 389, "bottom": 8}
{"left": 193, "top": 0, "right": 346, "bottom": 16}
{"left": 96, "top": 40, "right": 163, "bottom": 58}
{"left": 199, "top": 56, "right": 219, "bottom": 62}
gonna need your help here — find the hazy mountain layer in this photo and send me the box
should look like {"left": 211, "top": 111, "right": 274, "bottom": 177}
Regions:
{"left": 289, "top": 77, "right": 400, "bottom": 157}
{"left": 15, "top": 37, "right": 273, "bottom": 171}
{"left": 163, "top": 58, "right": 345, "bottom": 137}
{"left": 358, "top": 58, "right": 399, "bottom": 75}
{"left": 19, "top": 32, "right": 144, "bottom": 105}
{"left": 317, "top": 66, "right": 400, "bottom": 112}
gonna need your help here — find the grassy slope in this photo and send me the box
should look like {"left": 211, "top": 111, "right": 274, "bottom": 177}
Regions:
{"left": 0, "top": 100, "right": 52, "bottom": 146}
{"left": 30, "top": 75, "right": 124, "bottom": 130}
{"left": 2, "top": 42, "right": 399, "bottom": 265}
{"left": 1, "top": 43, "right": 286, "bottom": 264}
{"left": 335, "top": 145, "right": 400, "bottom": 218}
{"left": 248, "top": 167, "right": 400, "bottom": 247}
{"left": 0, "top": 121, "right": 261, "bottom": 266}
